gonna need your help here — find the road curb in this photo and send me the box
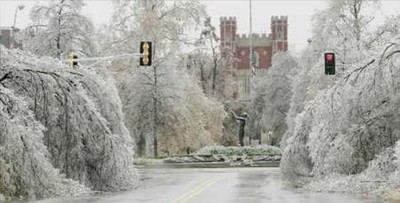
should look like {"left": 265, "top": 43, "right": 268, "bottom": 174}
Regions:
{"left": 134, "top": 161, "right": 280, "bottom": 168}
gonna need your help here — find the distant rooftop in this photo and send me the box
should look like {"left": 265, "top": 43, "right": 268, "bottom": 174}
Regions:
{"left": 236, "top": 33, "right": 271, "bottom": 47}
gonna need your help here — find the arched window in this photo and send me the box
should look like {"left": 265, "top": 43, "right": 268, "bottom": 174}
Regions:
{"left": 251, "top": 51, "right": 259, "bottom": 67}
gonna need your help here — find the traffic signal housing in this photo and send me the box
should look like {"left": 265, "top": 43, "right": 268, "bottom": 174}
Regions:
{"left": 73, "top": 54, "right": 78, "bottom": 67}
{"left": 69, "top": 52, "right": 78, "bottom": 68}
{"left": 140, "top": 41, "right": 152, "bottom": 66}
{"left": 324, "top": 53, "right": 335, "bottom": 75}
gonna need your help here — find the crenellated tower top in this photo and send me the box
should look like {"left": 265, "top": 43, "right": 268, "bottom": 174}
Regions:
{"left": 220, "top": 16, "right": 238, "bottom": 55}
{"left": 271, "top": 16, "right": 288, "bottom": 53}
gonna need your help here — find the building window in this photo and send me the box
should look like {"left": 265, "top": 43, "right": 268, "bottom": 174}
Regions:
{"left": 251, "top": 51, "right": 259, "bottom": 67}
{"left": 278, "top": 31, "right": 284, "bottom": 40}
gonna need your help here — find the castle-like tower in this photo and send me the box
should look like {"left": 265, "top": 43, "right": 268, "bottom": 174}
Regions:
{"left": 219, "top": 17, "right": 239, "bottom": 99}
{"left": 220, "top": 17, "right": 237, "bottom": 56}
{"left": 271, "top": 16, "right": 288, "bottom": 53}
{"left": 220, "top": 16, "right": 289, "bottom": 99}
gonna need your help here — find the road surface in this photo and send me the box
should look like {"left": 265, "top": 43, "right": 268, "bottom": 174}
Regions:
{"left": 17, "top": 167, "right": 384, "bottom": 203}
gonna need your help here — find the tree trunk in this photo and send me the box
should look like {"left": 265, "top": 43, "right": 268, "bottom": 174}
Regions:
{"left": 56, "top": 0, "right": 65, "bottom": 59}
{"left": 199, "top": 63, "right": 207, "bottom": 92}
{"left": 210, "top": 39, "right": 218, "bottom": 95}
{"left": 153, "top": 65, "right": 158, "bottom": 157}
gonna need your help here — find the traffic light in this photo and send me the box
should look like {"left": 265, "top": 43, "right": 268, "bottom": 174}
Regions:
{"left": 140, "top": 41, "right": 152, "bottom": 66}
{"left": 324, "top": 53, "right": 335, "bottom": 75}
{"left": 73, "top": 54, "right": 78, "bottom": 67}
{"left": 69, "top": 52, "right": 78, "bottom": 68}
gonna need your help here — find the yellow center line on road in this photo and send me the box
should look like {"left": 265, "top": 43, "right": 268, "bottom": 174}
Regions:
{"left": 170, "top": 175, "right": 226, "bottom": 203}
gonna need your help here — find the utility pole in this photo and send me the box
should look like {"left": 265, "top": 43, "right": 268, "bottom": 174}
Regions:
{"left": 249, "top": 0, "right": 256, "bottom": 97}
{"left": 248, "top": 0, "right": 254, "bottom": 144}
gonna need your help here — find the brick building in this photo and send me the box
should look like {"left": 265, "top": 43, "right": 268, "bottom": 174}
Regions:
{"left": 0, "top": 27, "right": 22, "bottom": 49}
{"left": 220, "top": 16, "right": 288, "bottom": 99}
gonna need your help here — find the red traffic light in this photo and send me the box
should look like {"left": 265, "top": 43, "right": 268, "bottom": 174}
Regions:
{"left": 324, "top": 53, "right": 335, "bottom": 75}
{"left": 325, "top": 53, "right": 334, "bottom": 61}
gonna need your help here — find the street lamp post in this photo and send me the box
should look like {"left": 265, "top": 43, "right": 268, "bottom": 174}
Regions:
{"left": 12, "top": 5, "right": 24, "bottom": 49}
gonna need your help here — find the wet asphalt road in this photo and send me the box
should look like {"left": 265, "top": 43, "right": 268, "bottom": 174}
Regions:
{"left": 20, "top": 167, "right": 385, "bottom": 203}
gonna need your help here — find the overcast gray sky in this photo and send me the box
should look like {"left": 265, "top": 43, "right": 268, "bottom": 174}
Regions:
{"left": 1, "top": 0, "right": 399, "bottom": 53}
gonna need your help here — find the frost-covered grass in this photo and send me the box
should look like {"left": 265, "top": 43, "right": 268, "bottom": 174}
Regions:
{"left": 196, "top": 145, "right": 282, "bottom": 156}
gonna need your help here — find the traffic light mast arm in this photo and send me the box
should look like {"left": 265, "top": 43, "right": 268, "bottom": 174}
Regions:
{"left": 64, "top": 53, "right": 145, "bottom": 63}
{"left": 65, "top": 41, "right": 153, "bottom": 68}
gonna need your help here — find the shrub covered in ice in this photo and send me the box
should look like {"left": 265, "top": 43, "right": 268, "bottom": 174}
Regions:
{"left": 196, "top": 145, "right": 282, "bottom": 156}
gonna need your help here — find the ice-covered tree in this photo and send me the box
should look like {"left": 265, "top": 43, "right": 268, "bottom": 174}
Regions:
{"left": 0, "top": 47, "right": 138, "bottom": 198}
{"left": 0, "top": 86, "right": 89, "bottom": 200}
{"left": 295, "top": 38, "right": 400, "bottom": 194}
{"left": 122, "top": 56, "right": 225, "bottom": 156}
{"left": 281, "top": 0, "right": 383, "bottom": 167}
{"left": 100, "top": 0, "right": 205, "bottom": 58}
{"left": 98, "top": 0, "right": 228, "bottom": 156}
{"left": 248, "top": 53, "right": 299, "bottom": 146}
{"left": 187, "top": 17, "right": 238, "bottom": 99}
{"left": 99, "top": 0, "right": 206, "bottom": 85}
{"left": 19, "top": 0, "right": 95, "bottom": 59}
{"left": 308, "top": 0, "right": 380, "bottom": 67}
{"left": 280, "top": 50, "right": 314, "bottom": 148}
{"left": 308, "top": 37, "right": 400, "bottom": 175}
{"left": 185, "top": 50, "right": 212, "bottom": 92}
{"left": 281, "top": 7, "right": 400, "bottom": 194}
